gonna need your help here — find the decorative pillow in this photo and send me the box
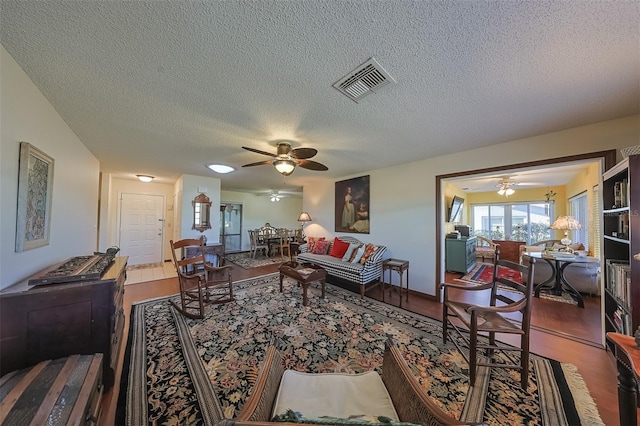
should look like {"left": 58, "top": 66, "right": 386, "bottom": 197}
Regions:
{"left": 350, "top": 245, "right": 366, "bottom": 263}
{"left": 312, "top": 240, "right": 331, "bottom": 255}
{"left": 307, "top": 237, "right": 325, "bottom": 252}
{"left": 569, "top": 242, "right": 585, "bottom": 251}
{"left": 341, "top": 242, "right": 362, "bottom": 262}
{"left": 329, "top": 238, "right": 351, "bottom": 258}
{"left": 360, "top": 243, "right": 379, "bottom": 264}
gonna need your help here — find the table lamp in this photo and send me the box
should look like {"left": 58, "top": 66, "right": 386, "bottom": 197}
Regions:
{"left": 297, "top": 212, "right": 312, "bottom": 240}
{"left": 550, "top": 215, "right": 581, "bottom": 251}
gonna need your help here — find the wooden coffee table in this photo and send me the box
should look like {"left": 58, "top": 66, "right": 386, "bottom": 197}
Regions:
{"left": 278, "top": 261, "right": 327, "bottom": 306}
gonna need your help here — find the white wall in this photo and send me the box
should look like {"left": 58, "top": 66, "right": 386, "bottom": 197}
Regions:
{"left": 178, "top": 174, "right": 222, "bottom": 243}
{"left": 303, "top": 115, "right": 640, "bottom": 296}
{"left": 1, "top": 47, "right": 100, "bottom": 289}
{"left": 221, "top": 190, "right": 303, "bottom": 252}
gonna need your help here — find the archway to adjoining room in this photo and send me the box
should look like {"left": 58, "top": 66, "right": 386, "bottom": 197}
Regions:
{"left": 435, "top": 150, "right": 617, "bottom": 347}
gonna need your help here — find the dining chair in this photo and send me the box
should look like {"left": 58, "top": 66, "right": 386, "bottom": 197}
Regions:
{"left": 272, "top": 228, "right": 291, "bottom": 259}
{"left": 169, "top": 237, "right": 234, "bottom": 319}
{"left": 440, "top": 248, "right": 536, "bottom": 389}
{"left": 250, "top": 229, "right": 269, "bottom": 259}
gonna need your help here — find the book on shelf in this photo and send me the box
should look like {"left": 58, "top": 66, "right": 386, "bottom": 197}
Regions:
{"left": 606, "top": 259, "right": 631, "bottom": 309}
{"left": 613, "top": 179, "right": 628, "bottom": 208}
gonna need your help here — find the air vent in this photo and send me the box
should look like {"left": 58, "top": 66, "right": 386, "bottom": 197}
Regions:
{"left": 333, "top": 57, "right": 396, "bottom": 103}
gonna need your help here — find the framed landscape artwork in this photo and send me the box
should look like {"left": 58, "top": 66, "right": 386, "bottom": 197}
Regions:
{"left": 335, "top": 175, "right": 370, "bottom": 234}
{"left": 16, "top": 142, "right": 54, "bottom": 252}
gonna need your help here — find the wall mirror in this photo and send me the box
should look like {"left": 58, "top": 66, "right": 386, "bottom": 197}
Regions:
{"left": 192, "top": 193, "right": 212, "bottom": 232}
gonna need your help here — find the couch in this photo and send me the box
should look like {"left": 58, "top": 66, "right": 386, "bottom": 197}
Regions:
{"left": 296, "top": 236, "right": 387, "bottom": 298}
{"left": 519, "top": 241, "right": 600, "bottom": 296}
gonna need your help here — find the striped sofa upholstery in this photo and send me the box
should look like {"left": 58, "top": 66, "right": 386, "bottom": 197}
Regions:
{"left": 297, "top": 236, "right": 387, "bottom": 298}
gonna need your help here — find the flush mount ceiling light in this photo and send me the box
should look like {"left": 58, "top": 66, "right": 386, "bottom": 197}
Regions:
{"left": 496, "top": 179, "right": 516, "bottom": 197}
{"left": 137, "top": 174, "right": 154, "bottom": 183}
{"left": 207, "top": 164, "right": 235, "bottom": 174}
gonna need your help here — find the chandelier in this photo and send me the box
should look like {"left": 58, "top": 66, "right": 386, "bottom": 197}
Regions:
{"left": 496, "top": 179, "right": 516, "bottom": 197}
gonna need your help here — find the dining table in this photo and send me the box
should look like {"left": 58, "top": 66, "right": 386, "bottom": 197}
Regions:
{"left": 525, "top": 251, "right": 599, "bottom": 308}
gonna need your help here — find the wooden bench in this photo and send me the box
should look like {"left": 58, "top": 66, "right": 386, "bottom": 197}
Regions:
{"left": 0, "top": 354, "right": 103, "bottom": 425}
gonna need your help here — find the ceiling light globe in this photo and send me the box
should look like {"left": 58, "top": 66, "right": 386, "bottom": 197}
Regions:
{"left": 137, "top": 174, "right": 154, "bottom": 182}
{"left": 505, "top": 188, "right": 515, "bottom": 196}
{"left": 273, "top": 159, "right": 295, "bottom": 176}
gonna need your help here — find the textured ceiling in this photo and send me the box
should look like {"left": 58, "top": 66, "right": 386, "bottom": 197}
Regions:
{"left": 1, "top": 1, "right": 638, "bottom": 193}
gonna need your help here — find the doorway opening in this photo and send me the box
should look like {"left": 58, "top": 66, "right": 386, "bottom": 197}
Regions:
{"left": 436, "top": 150, "right": 617, "bottom": 347}
{"left": 221, "top": 203, "right": 242, "bottom": 253}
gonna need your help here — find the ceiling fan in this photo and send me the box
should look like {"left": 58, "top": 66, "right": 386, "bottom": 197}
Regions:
{"left": 241, "top": 141, "right": 329, "bottom": 176}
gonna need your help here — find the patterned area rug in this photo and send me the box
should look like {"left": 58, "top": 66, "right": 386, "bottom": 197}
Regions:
{"left": 458, "top": 263, "right": 578, "bottom": 305}
{"left": 225, "top": 252, "right": 285, "bottom": 269}
{"left": 118, "top": 274, "right": 602, "bottom": 425}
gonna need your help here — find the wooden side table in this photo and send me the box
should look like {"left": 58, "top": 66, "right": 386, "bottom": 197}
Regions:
{"left": 606, "top": 332, "right": 640, "bottom": 426}
{"left": 381, "top": 259, "right": 410, "bottom": 308}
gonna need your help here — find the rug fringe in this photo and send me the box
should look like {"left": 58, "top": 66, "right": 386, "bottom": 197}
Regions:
{"left": 560, "top": 363, "right": 604, "bottom": 426}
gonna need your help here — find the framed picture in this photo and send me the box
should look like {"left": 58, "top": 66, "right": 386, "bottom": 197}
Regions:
{"left": 335, "top": 175, "right": 369, "bottom": 234}
{"left": 15, "top": 142, "right": 55, "bottom": 252}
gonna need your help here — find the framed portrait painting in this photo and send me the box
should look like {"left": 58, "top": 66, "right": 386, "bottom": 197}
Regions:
{"left": 335, "top": 175, "right": 369, "bottom": 234}
{"left": 15, "top": 142, "right": 55, "bottom": 252}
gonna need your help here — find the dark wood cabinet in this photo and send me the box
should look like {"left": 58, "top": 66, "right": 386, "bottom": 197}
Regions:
{"left": 184, "top": 243, "right": 224, "bottom": 266}
{"left": 0, "top": 256, "right": 127, "bottom": 389}
{"left": 492, "top": 239, "right": 525, "bottom": 263}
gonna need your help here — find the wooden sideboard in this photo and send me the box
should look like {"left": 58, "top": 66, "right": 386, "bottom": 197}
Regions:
{"left": 445, "top": 237, "right": 477, "bottom": 273}
{"left": 492, "top": 239, "right": 526, "bottom": 263}
{"left": 0, "top": 256, "right": 127, "bottom": 389}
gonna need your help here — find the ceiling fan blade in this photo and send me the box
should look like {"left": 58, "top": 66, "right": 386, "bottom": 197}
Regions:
{"left": 297, "top": 159, "right": 328, "bottom": 171}
{"left": 241, "top": 160, "right": 273, "bottom": 167}
{"left": 242, "top": 146, "right": 277, "bottom": 157}
{"left": 289, "top": 147, "right": 317, "bottom": 160}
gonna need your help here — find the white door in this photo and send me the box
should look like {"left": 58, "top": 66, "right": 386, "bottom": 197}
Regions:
{"left": 120, "top": 193, "right": 164, "bottom": 266}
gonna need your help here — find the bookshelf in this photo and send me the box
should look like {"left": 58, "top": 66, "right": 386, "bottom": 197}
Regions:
{"left": 603, "top": 154, "right": 640, "bottom": 346}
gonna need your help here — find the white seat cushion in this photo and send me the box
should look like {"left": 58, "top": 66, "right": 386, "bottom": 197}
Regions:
{"left": 272, "top": 370, "right": 399, "bottom": 421}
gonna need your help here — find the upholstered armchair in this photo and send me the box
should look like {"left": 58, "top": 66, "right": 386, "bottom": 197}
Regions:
{"left": 475, "top": 236, "right": 497, "bottom": 262}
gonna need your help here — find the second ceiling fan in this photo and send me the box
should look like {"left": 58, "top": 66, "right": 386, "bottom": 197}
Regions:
{"left": 241, "top": 141, "right": 328, "bottom": 176}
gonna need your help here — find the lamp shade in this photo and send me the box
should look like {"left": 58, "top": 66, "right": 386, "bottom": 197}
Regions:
{"left": 550, "top": 216, "right": 581, "bottom": 231}
{"left": 297, "top": 212, "right": 312, "bottom": 222}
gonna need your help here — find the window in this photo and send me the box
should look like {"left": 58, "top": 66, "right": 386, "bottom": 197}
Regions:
{"left": 568, "top": 191, "right": 588, "bottom": 251}
{"left": 471, "top": 202, "right": 554, "bottom": 244}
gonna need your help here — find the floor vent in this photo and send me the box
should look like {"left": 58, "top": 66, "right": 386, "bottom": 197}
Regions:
{"left": 333, "top": 57, "right": 396, "bottom": 103}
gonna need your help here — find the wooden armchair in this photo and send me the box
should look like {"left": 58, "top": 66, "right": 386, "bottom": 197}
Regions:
{"left": 170, "top": 237, "right": 234, "bottom": 319}
{"left": 440, "top": 249, "right": 536, "bottom": 389}
{"left": 220, "top": 338, "right": 479, "bottom": 426}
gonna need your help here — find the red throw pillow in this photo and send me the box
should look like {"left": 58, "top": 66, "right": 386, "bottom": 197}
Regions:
{"left": 360, "top": 243, "right": 378, "bottom": 264}
{"left": 312, "top": 240, "right": 331, "bottom": 255}
{"left": 307, "top": 237, "right": 325, "bottom": 252}
{"left": 329, "top": 238, "right": 350, "bottom": 258}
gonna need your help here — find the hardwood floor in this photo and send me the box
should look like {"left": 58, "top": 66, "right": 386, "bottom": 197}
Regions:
{"left": 101, "top": 262, "right": 625, "bottom": 426}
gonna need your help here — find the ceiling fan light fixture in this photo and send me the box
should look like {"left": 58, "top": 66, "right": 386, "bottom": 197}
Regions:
{"left": 270, "top": 192, "right": 281, "bottom": 202}
{"left": 273, "top": 159, "right": 296, "bottom": 176}
{"left": 496, "top": 179, "right": 516, "bottom": 197}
